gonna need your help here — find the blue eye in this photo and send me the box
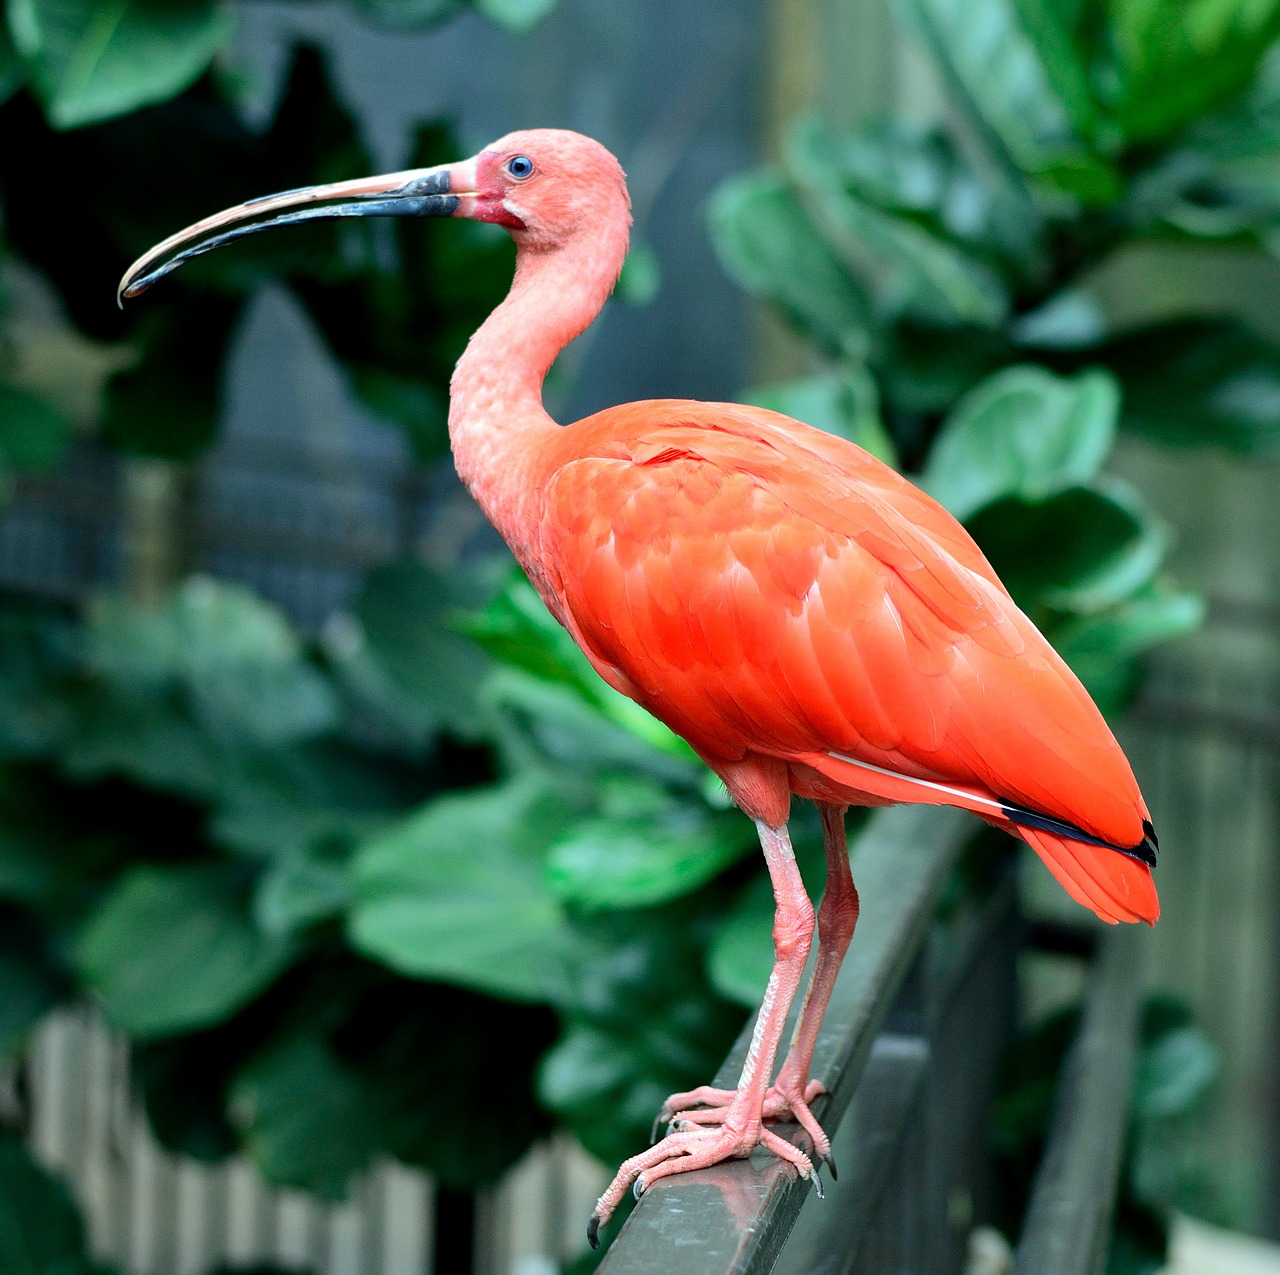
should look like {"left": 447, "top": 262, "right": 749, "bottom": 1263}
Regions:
{"left": 505, "top": 155, "right": 534, "bottom": 180}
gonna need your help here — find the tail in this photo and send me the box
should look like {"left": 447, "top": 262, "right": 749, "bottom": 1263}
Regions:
{"left": 798, "top": 750, "right": 1160, "bottom": 924}
{"left": 1017, "top": 823, "right": 1160, "bottom": 924}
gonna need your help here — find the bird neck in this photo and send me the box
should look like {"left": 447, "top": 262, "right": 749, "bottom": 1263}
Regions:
{"left": 448, "top": 222, "right": 628, "bottom": 561}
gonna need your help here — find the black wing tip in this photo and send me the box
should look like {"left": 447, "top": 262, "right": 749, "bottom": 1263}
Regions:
{"left": 1002, "top": 802, "right": 1159, "bottom": 869}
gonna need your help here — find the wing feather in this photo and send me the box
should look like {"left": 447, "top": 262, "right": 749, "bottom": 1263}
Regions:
{"left": 536, "top": 399, "right": 1149, "bottom": 857}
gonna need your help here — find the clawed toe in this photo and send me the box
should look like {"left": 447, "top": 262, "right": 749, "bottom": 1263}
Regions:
{"left": 592, "top": 1124, "right": 754, "bottom": 1238}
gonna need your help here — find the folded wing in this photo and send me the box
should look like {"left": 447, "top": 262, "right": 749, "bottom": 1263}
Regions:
{"left": 537, "top": 400, "right": 1158, "bottom": 923}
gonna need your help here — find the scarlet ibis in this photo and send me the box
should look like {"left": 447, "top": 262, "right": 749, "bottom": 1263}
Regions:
{"left": 120, "top": 128, "right": 1159, "bottom": 1245}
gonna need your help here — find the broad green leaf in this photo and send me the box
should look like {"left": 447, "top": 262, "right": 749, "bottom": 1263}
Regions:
{"left": 183, "top": 576, "right": 330, "bottom": 702}
{"left": 895, "top": 0, "right": 1079, "bottom": 180}
{"left": 1108, "top": 0, "right": 1280, "bottom": 142}
{"left": 0, "top": 21, "right": 24, "bottom": 104}
{"left": 1051, "top": 584, "right": 1204, "bottom": 711}
{"left": 0, "top": 604, "right": 78, "bottom": 758}
{"left": 8, "top": 0, "right": 235, "bottom": 130}
{"left": 1032, "top": 151, "right": 1124, "bottom": 206}
{"left": 708, "top": 170, "right": 870, "bottom": 357}
{"left": 358, "top": 980, "right": 554, "bottom": 1188}
{"left": 966, "top": 482, "right": 1168, "bottom": 613}
{"left": 254, "top": 856, "right": 350, "bottom": 939}
{"left": 463, "top": 572, "right": 696, "bottom": 763}
{"left": 234, "top": 978, "right": 552, "bottom": 1196}
{"left": 744, "top": 368, "right": 898, "bottom": 467}
{"left": 787, "top": 122, "right": 1010, "bottom": 329}
{"left": 77, "top": 863, "right": 296, "bottom": 1037}
{"left": 336, "top": 557, "right": 495, "bottom": 742}
{"left": 232, "top": 1032, "right": 383, "bottom": 1199}
{"left": 0, "top": 380, "right": 71, "bottom": 473}
{"left": 706, "top": 870, "right": 776, "bottom": 1007}
{"left": 539, "top": 1024, "right": 669, "bottom": 1153}
{"left": 1093, "top": 319, "right": 1280, "bottom": 454}
{"left": 348, "top": 779, "right": 582, "bottom": 1002}
{"left": 880, "top": 320, "right": 1012, "bottom": 416}
{"left": 0, "top": 911, "right": 65, "bottom": 1056}
{"left": 65, "top": 694, "right": 225, "bottom": 798}
{"left": 1011, "top": 0, "right": 1102, "bottom": 139}
{"left": 923, "top": 366, "right": 1118, "bottom": 520}
{"left": 539, "top": 906, "right": 746, "bottom": 1166}
{"left": 461, "top": 570, "right": 601, "bottom": 701}
{"left": 472, "top": 0, "right": 558, "bottom": 30}
{"left": 87, "top": 579, "right": 339, "bottom": 745}
{"left": 209, "top": 746, "right": 398, "bottom": 859}
{"left": 484, "top": 668, "right": 701, "bottom": 786}
{"left": 0, "top": 1135, "right": 103, "bottom": 1275}
{"left": 1134, "top": 1025, "right": 1220, "bottom": 1119}
{"left": 1172, "top": 57, "right": 1280, "bottom": 233}
{"left": 545, "top": 779, "right": 752, "bottom": 910}
{"left": 787, "top": 116, "right": 1042, "bottom": 281}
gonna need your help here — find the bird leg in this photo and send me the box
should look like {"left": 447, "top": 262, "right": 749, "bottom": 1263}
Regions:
{"left": 766, "top": 803, "right": 858, "bottom": 1162}
{"left": 589, "top": 820, "right": 816, "bottom": 1244}
{"left": 655, "top": 804, "right": 859, "bottom": 1168}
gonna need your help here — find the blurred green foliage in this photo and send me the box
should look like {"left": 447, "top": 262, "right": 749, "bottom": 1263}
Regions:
{"left": 0, "top": 0, "right": 1268, "bottom": 1268}
{"left": 992, "top": 995, "right": 1221, "bottom": 1275}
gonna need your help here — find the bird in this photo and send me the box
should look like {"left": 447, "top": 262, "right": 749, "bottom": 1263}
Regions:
{"left": 119, "top": 127, "right": 1160, "bottom": 1247}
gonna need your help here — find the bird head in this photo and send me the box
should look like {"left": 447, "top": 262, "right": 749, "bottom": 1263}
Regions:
{"left": 117, "top": 127, "right": 631, "bottom": 304}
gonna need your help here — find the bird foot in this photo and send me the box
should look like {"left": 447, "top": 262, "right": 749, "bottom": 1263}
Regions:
{"left": 588, "top": 1119, "right": 820, "bottom": 1247}
{"left": 652, "top": 1078, "right": 831, "bottom": 1162}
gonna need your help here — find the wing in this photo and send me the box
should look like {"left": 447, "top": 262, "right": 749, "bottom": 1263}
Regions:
{"left": 536, "top": 400, "right": 1152, "bottom": 908}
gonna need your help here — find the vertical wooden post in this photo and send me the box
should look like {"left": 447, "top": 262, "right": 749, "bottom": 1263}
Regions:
{"left": 120, "top": 458, "right": 191, "bottom": 607}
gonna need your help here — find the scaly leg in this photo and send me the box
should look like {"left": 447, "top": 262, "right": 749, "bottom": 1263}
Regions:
{"left": 767, "top": 803, "right": 858, "bottom": 1161}
{"left": 657, "top": 804, "right": 859, "bottom": 1167}
{"left": 588, "top": 819, "right": 817, "bottom": 1247}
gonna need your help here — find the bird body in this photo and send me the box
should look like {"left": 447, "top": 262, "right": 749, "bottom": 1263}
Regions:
{"left": 120, "top": 126, "right": 1159, "bottom": 1246}
{"left": 465, "top": 392, "right": 1157, "bottom": 925}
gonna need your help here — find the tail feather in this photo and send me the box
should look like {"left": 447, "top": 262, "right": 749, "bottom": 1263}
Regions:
{"left": 1018, "top": 825, "right": 1159, "bottom": 925}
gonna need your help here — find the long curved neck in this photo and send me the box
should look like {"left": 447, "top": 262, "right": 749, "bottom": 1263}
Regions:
{"left": 449, "top": 222, "right": 628, "bottom": 561}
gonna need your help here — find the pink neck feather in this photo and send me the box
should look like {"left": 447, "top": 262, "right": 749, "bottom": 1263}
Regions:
{"left": 447, "top": 213, "right": 630, "bottom": 562}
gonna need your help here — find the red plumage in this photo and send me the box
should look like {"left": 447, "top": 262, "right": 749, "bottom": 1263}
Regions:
{"left": 536, "top": 399, "right": 1157, "bottom": 926}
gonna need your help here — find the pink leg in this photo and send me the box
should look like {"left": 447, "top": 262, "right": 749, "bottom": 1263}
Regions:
{"left": 657, "top": 806, "right": 859, "bottom": 1166}
{"left": 767, "top": 803, "right": 859, "bottom": 1162}
{"left": 588, "top": 819, "right": 817, "bottom": 1247}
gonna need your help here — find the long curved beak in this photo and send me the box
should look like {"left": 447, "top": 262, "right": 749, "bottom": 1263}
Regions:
{"left": 117, "top": 157, "right": 478, "bottom": 306}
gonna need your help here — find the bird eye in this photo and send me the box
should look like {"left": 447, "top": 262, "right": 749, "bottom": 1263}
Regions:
{"left": 504, "top": 154, "right": 535, "bottom": 180}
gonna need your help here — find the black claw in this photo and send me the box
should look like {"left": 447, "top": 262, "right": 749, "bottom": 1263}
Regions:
{"left": 633, "top": 1175, "right": 647, "bottom": 1202}
{"left": 587, "top": 1214, "right": 601, "bottom": 1250}
{"left": 809, "top": 1165, "right": 825, "bottom": 1200}
{"left": 824, "top": 1153, "right": 838, "bottom": 1182}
